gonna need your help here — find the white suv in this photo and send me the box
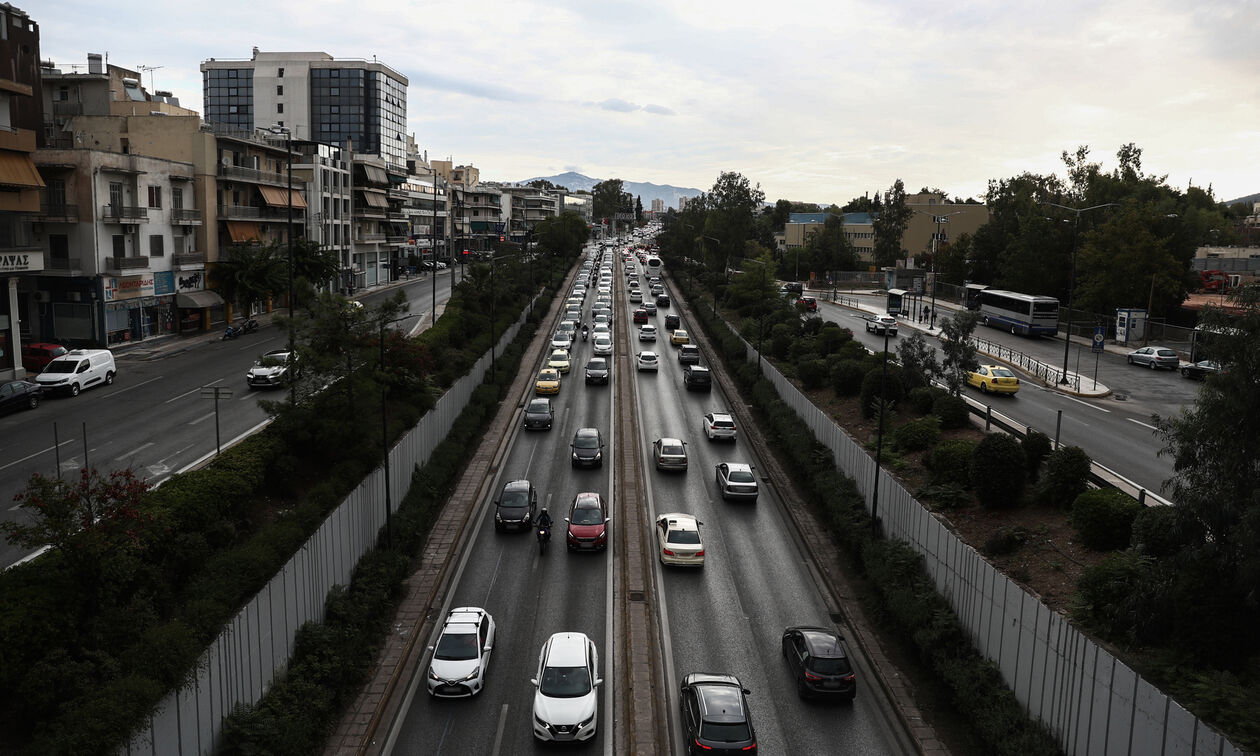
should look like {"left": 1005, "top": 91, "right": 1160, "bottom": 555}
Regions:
{"left": 703, "top": 411, "right": 737, "bottom": 442}
{"left": 532, "top": 632, "right": 602, "bottom": 742}
{"left": 427, "top": 607, "right": 495, "bottom": 697}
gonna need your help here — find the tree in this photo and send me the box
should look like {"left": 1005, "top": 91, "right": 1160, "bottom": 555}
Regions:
{"left": 527, "top": 179, "right": 562, "bottom": 191}
{"left": 289, "top": 239, "right": 341, "bottom": 305}
{"left": 1074, "top": 203, "right": 1181, "bottom": 317}
{"left": 635, "top": 195, "right": 643, "bottom": 223}
{"left": 938, "top": 311, "right": 981, "bottom": 395}
{"left": 703, "top": 172, "right": 765, "bottom": 286}
{"left": 771, "top": 199, "right": 792, "bottom": 229}
{"left": 842, "top": 195, "right": 877, "bottom": 213}
{"left": 210, "top": 243, "right": 286, "bottom": 317}
{"left": 592, "top": 179, "right": 632, "bottom": 227}
{"left": 797, "top": 213, "right": 857, "bottom": 279}
{"left": 872, "top": 179, "right": 913, "bottom": 267}
{"left": 533, "top": 211, "right": 589, "bottom": 258}
{"left": 896, "top": 331, "right": 940, "bottom": 388}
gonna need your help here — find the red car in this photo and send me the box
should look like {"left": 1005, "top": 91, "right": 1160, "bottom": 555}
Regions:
{"left": 796, "top": 297, "right": 818, "bottom": 312}
{"left": 565, "top": 492, "right": 609, "bottom": 551}
{"left": 633, "top": 309, "right": 649, "bottom": 324}
{"left": 21, "top": 342, "right": 68, "bottom": 374}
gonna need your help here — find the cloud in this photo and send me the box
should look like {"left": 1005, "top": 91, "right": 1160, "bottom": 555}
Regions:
{"left": 642, "top": 104, "right": 675, "bottom": 116}
{"left": 413, "top": 69, "right": 538, "bottom": 103}
{"left": 597, "top": 98, "right": 640, "bottom": 112}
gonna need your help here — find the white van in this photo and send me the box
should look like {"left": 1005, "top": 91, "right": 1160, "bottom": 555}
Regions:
{"left": 34, "top": 349, "right": 117, "bottom": 396}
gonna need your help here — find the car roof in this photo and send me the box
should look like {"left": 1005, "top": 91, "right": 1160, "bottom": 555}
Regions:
{"left": 708, "top": 411, "right": 732, "bottom": 419}
{"left": 573, "top": 492, "right": 602, "bottom": 508}
{"left": 660, "top": 512, "right": 699, "bottom": 529}
{"left": 575, "top": 427, "right": 599, "bottom": 438}
{"left": 503, "top": 479, "right": 531, "bottom": 492}
{"left": 797, "top": 627, "right": 847, "bottom": 657}
{"left": 544, "top": 632, "right": 590, "bottom": 665}
{"left": 695, "top": 680, "right": 747, "bottom": 721}
{"left": 723, "top": 462, "right": 752, "bottom": 474}
{"left": 445, "top": 606, "right": 486, "bottom": 630}
{"left": 528, "top": 398, "right": 550, "bottom": 409}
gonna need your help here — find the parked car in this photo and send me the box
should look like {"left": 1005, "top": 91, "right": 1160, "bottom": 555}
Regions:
{"left": 531, "top": 632, "right": 602, "bottom": 742}
{"left": 523, "top": 398, "right": 554, "bottom": 430}
{"left": 427, "top": 607, "right": 496, "bottom": 697}
{"left": 1180, "top": 360, "right": 1223, "bottom": 380}
{"left": 652, "top": 437, "right": 689, "bottom": 471}
{"left": 966, "top": 365, "right": 1020, "bottom": 395}
{"left": 680, "top": 673, "right": 757, "bottom": 753}
{"left": 0, "top": 379, "right": 43, "bottom": 415}
{"left": 865, "top": 315, "right": 898, "bottom": 336}
{"left": 21, "top": 342, "right": 68, "bottom": 374}
{"left": 570, "top": 427, "right": 605, "bottom": 468}
{"left": 1127, "top": 346, "right": 1180, "bottom": 370}
{"left": 493, "top": 479, "right": 538, "bottom": 532}
{"left": 780, "top": 282, "right": 804, "bottom": 296}
{"left": 35, "top": 348, "right": 117, "bottom": 396}
{"left": 564, "top": 491, "right": 609, "bottom": 550}
{"left": 656, "top": 513, "right": 706, "bottom": 568}
{"left": 535, "top": 368, "right": 561, "bottom": 395}
{"left": 715, "top": 462, "right": 759, "bottom": 501}
{"left": 702, "top": 411, "right": 737, "bottom": 441}
{"left": 683, "top": 364, "right": 712, "bottom": 391}
{"left": 584, "top": 358, "right": 610, "bottom": 385}
{"left": 781, "top": 626, "right": 856, "bottom": 701}
{"left": 636, "top": 351, "right": 659, "bottom": 371}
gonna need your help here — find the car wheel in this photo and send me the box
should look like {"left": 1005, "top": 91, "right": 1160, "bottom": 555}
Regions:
{"left": 27, "top": 396, "right": 39, "bottom": 410}
{"left": 105, "top": 371, "right": 115, "bottom": 385}
{"left": 1149, "top": 360, "right": 1157, "bottom": 370}
{"left": 980, "top": 382, "right": 989, "bottom": 394}
{"left": 70, "top": 383, "right": 80, "bottom": 397}
{"left": 1127, "top": 356, "right": 1134, "bottom": 365}
{"left": 1181, "top": 368, "right": 1191, "bottom": 378}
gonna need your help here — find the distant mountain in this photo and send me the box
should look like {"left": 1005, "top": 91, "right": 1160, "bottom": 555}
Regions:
{"left": 519, "top": 172, "right": 703, "bottom": 212}
{"left": 1224, "top": 192, "right": 1259, "bottom": 207}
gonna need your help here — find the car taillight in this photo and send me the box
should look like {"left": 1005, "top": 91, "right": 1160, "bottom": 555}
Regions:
{"left": 694, "top": 739, "right": 713, "bottom": 750}
{"left": 695, "top": 550, "right": 705, "bottom": 556}
{"left": 743, "top": 744, "right": 756, "bottom": 751}
{"left": 804, "top": 671, "right": 823, "bottom": 681}
{"left": 663, "top": 549, "right": 675, "bottom": 556}
{"left": 842, "top": 674, "right": 855, "bottom": 682}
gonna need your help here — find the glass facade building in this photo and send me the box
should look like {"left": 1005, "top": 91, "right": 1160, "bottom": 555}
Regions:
{"left": 202, "top": 68, "right": 255, "bottom": 133}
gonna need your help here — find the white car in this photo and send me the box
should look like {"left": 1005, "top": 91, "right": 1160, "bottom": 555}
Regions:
{"left": 636, "top": 351, "right": 659, "bottom": 371}
{"left": 551, "top": 332, "right": 573, "bottom": 353}
{"left": 532, "top": 632, "right": 602, "bottom": 742}
{"left": 703, "top": 411, "right": 737, "bottom": 442}
{"left": 639, "top": 325, "right": 657, "bottom": 342}
{"left": 245, "top": 349, "right": 297, "bottom": 389}
{"left": 865, "top": 315, "right": 898, "bottom": 336}
{"left": 593, "top": 336, "right": 614, "bottom": 356}
{"left": 629, "top": 290, "right": 643, "bottom": 303}
{"left": 656, "top": 513, "right": 706, "bottom": 567}
{"left": 427, "top": 607, "right": 496, "bottom": 697}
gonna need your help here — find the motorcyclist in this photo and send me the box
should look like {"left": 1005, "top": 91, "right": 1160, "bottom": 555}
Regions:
{"left": 536, "top": 508, "right": 553, "bottom": 530}
{"left": 581, "top": 324, "right": 589, "bottom": 341}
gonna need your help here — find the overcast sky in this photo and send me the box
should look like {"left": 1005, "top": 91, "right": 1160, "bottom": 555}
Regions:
{"left": 40, "top": 0, "right": 1260, "bottom": 204}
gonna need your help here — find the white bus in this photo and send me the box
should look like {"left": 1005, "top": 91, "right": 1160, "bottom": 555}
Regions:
{"left": 978, "top": 289, "right": 1060, "bottom": 336}
{"left": 646, "top": 256, "right": 662, "bottom": 276}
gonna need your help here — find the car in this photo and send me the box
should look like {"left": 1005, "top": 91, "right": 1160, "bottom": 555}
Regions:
{"left": 781, "top": 626, "right": 856, "bottom": 701}
{"left": 565, "top": 491, "right": 609, "bottom": 550}
{"left": 643, "top": 301, "right": 658, "bottom": 316}
{"left": 556, "top": 320, "right": 578, "bottom": 336}
{"left": 551, "top": 332, "right": 573, "bottom": 353}
{"left": 535, "top": 368, "right": 561, "bottom": 395}
{"left": 670, "top": 329, "right": 691, "bottom": 346}
{"left": 636, "top": 351, "right": 659, "bottom": 371}
{"left": 244, "top": 349, "right": 295, "bottom": 390}
{"left": 656, "top": 294, "right": 671, "bottom": 308}
{"left": 678, "top": 344, "right": 701, "bottom": 364}
{"left": 680, "top": 673, "right": 757, "bottom": 753}
{"left": 593, "top": 336, "right": 614, "bottom": 356}
{"left": 639, "top": 325, "right": 658, "bottom": 342}
{"left": 966, "top": 365, "right": 1020, "bottom": 395}
{"left": 0, "top": 379, "right": 43, "bottom": 415}
{"left": 703, "top": 411, "right": 737, "bottom": 442}
{"left": 1127, "top": 346, "right": 1180, "bottom": 370}
{"left": 523, "top": 397, "right": 554, "bottom": 430}
{"left": 629, "top": 290, "right": 643, "bottom": 303}
{"left": 584, "top": 358, "right": 610, "bottom": 385}
{"left": 570, "top": 427, "right": 605, "bottom": 468}
{"left": 715, "top": 462, "right": 759, "bottom": 501}
{"left": 780, "top": 281, "right": 804, "bottom": 296}
{"left": 593, "top": 313, "right": 611, "bottom": 330}
{"left": 664, "top": 314, "right": 681, "bottom": 331}
{"left": 427, "top": 607, "right": 496, "bottom": 698}
{"left": 493, "top": 479, "right": 537, "bottom": 532}
{"left": 865, "top": 315, "right": 898, "bottom": 336}
{"left": 650, "top": 284, "right": 665, "bottom": 297}
{"left": 547, "top": 349, "right": 572, "bottom": 375}
{"left": 796, "top": 296, "right": 818, "bottom": 312}
{"left": 683, "top": 364, "right": 712, "bottom": 391}
{"left": 21, "top": 342, "right": 68, "bottom": 374}
{"left": 633, "top": 309, "right": 649, "bottom": 324}
{"left": 656, "top": 513, "right": 705, "bottom": 567}
{"left": 592, "top": 324, "right": 612, "bottom": 341}
{"left": 652, "top": 437, "right": 689, "bottom": 471}
{"left": 531, "top": 632, "right": 602, "bottom": 742}
{"left": 1181, "top": 360, "right": 1223, "bottom": 380}
{"left": 565, "top": 307, "right": 582, "bottom": 323}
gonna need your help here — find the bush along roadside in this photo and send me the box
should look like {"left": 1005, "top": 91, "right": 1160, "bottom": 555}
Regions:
{"left": 681, "top": 285, "right": 1060, "bottom": 755}
{"left": 218, "top": 322, "right": 537, "bottom": 754}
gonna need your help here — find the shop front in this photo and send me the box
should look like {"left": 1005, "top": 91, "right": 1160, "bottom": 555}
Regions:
{"left": 174, "top": 269, "right": 225, "bottom": 334}
{"left": 101, "top": 271, "right": 176, "bottom": 345}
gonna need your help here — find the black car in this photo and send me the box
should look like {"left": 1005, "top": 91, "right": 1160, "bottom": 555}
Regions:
{"left": 656, "top": 294, "right": 671, "bottom": 308}
{"left": 1180, "top": 360, "right": 1223, "bottom": 380}
{"left": 585, "top": 358, "right": 610, "bottom": 385}
{"left": 781, "top": 626, "right": 856, "bottom": 700}
{"left": 680, "top": 673, "right": 757, "bottom": 754}
{"left": 493, "top": 479, "right": 537, "bottom": 532}
{"left": 0, "top": 379, "right": 42, "bottom": 415}
{"left": 683, "top": 365, "right": 711, "bottom": 392}
{"left": 570, "top": 427, "right": 605, "bottom": 468}
{"left": 664, "top": 314, "right": 681, "bottom": 331}
{"left": 523, "top": 398, "right": 553, "bottom": 430}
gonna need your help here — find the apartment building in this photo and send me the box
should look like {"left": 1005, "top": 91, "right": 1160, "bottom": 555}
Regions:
{"left": 291, "top": 140, "right": 351, "bottom": 287}
{"left": 786, "top": 212, "right": 876, "bottom": 262}
{"left": 903, "top": 192, "right": 989, "bottom": 259}
{"left": 494, "top": 184, "right": 562, "bottom": 243}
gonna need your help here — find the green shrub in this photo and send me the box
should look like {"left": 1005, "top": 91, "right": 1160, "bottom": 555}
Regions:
{"left": 860, "top": 366, "right": 905, "bottom": 419}
{"left": 907, "top": 386, "right": 937, "bottom": 415}
{"left": 1022, "top": 430, "right": 1052, "bottom": 482}
{"left": 932, "top": 393, "right": 971, "bottom": 429}
{"left": 1074, "top": 550, "right": 1153, "bottom": 640}
{"left": 770, "top": 323, "right": 795, "bottom": 359}
{"left": 1037, "top": 445, "right": 1091, "bottom": 508}
{"left": 797, "top": 357, "right": 829, "bottom": 389}
{"left": 983, "top": 526, "right": 1029, "bottom": 556}
{"left": 969, "top": 434, "right": 1026, "bottom": 508}
{"left": 1070, "top": 489, "right": 1141, "bottom": 551}
{"left": 830, "top": 359, "right": 866, "bottom": 396}
{"left": 927, "top": 439, "right": 977, "bottom": 488}
{"left": 894, "top": 416, "right": 941, "bottom": 451}
{"left": 1130, "top": 505, "right": 1185, "bottom": 558}
{"left": 817, "top": 323, "right": 852, "bottom": 355}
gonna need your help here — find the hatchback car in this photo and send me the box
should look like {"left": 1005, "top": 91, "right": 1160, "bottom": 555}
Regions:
{"left": 653, "top": 437, "right": 689, "bottom": 471}
{"left": 593, "top": 336, "right": 614, "bottom": 356}
{"left": 532, "top": 632, "right": 602, "bottom": 742}
{"left": 535, "top": 368, "right": 561, "bottom": 395}
{"left": 796, "top": 296, "right": 818, "bottom": 312}
{"left": 644, "top": 301, "right": 658, "bottom": 315}
{"left": 703, "top": 411, "right": 737, "bottom": 441}
{"left": 966, "top": 365, "right": 1019, "bottom": 395}
{"left": 865, "top": 315, "right": 898, "bottom": 336}
{"left": 678, "top": 344, "right": 700, "bottom": 364}
{"left": 680, "top": 673, "right": 757, "bottom": 753}
{"left": 570, "top": 427, "right": 605, "bottom": 468}
{"left": 1181, "top": 360, "right": 1223, "bottom": 380}
{"left": 523, "top": 398, "right": 554, "bottom": 430}
{"left": 683, "top": 364, "right": 712, "bottom": 391}
{"left": 21, "top": 342, "right": 68, "bottom": 374}
{"left": 0, "top": 379, "right": 42, "bottom": 415}
{"left": 1127, "top": 346, "right": 1180, "bottom": 370}
{"left": 715, "top": 462, "right": 759, "bottom": 501}
{"left": 493, "top": 479, "right": 538, "bottom": 532}
{"left": 670, "top": 329, "right": 690, "bottom": 346}
{"left": 547, "top": 349, "right": 571, "bottom": 375}
{"left": 633, "top": 309, "right": 649, "bottom": 324}
{"left": 585, "top": 358, "right": 610, "bottom": 385}
{"left": 629, "top": 290, "right": 643, "bottom": 303}
{"left": 551, "top": 332, "right": 573, "bottom": 354}
{"left": 656, "top": 294, "right": 671, "bottom": 308}
{"left": 245, "top": 349, "right": 296, "bottom": 390}
{"left": 656, "top": 513, "right": 706, "bottom": 567}
{"left": 639, "top": 325, "right": 658, "bottom": 342}
{"left": 781, "top": 626, "right": 856, "bottom": 701}
{"left": 665, "top": 314, "right": 681, "bottom": 331}
{"left": 565, "top": 492, "right": 609, "bottom": 551}
{"left": 427, "top": 607, "right": 496, "bottom": 697}
{"left": 636, "top": 351, "right": 659, "bottom": 371}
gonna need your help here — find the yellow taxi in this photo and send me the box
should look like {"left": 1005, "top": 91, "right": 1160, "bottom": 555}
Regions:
{"left": 547, "top": 349, "right": 571, "bottom": 374}
{"left": 535, "top": 368, "right": 562, "bottom": 395}
{"left": 669, "top": 329, "right": 690, "bottom": 346}
{"left": 966, "top": 365, "right": 1020, "bottom": 395}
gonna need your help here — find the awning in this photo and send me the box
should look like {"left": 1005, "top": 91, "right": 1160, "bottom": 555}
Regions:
{"left": 358, "top": 191, "right": 389, "bottom": 208}
{"left": 176, "top": 290, "right": 226, "bottom": 309}
{"left": 361, "top": 165, "right": 388, "bottom": 184}
{"left": 0, "top": 151, "right": 46, "bottom": 189}
{"left": 226, "top": 221, "right": 262, "bottom": 243}
{"left": 258, "top": 185, "right": 308, "bottom": 209}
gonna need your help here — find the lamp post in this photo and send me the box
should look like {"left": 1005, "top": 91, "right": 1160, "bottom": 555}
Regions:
{"left": 870, "top": 326, "right": 891, "bottom": 536}
{"left": 431, "top": 176, "right": 439, "bottom": 325}
{"left": 1041, "top": 202, "right": 1117, "bottom": 384}
{"left": 379, "top": 313, "right": 412, "bottom": 548}
{"left": 262, "top": 124, "right": 296, "bottom": 403}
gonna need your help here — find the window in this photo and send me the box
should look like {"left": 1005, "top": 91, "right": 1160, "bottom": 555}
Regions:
{"left": 149, "top": 235, "right": 165, "bottom": 257}
{"left": 229, "top": 105, "right": 238, "bottom": 114}
{"left": 276, "top": 85, "right": 283, "bottom": 95}
{"left": 147, "top": 186, "right": 162, "bottom": 208}
{"left": 113, "top": 234, "right": 126, "bottom": 257}
{"left": 330, "top": 87, "right": 339, "bottom": 96}
{"left": 277, "top": 67, "right": 284, "bottom": 77}
{"left": 277, "top": 103, "right": 284, "bottom": 113}
{"left": 172, "top": 187, "right": 183, "bottom": 210}
{"left": 277, "top": 120, "right": 284, "bottom": 127}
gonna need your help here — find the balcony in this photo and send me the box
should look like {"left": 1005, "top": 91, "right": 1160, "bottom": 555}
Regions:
{"left": 38, "top": 202, "right": 79, "bottom": 223}
{"left": 218, "top": 164, "right": 290, "bottom": 186}
{"left": 46, "top": 257, "right": 84, "bottom": 274}
{"left": 172, "top": 208, "right": 203, "bottom": 225}
{"left": 53, "top": 101, "right": 84, "bottom": 117}
{"left": 357, "top": 233, "right": 387, "bottom": 242}
{"left": 101, "top": 205, "right": 149, "bottom": 224}
{"left": 173, "top": 252, "right": 205, "bottom": 269}
{"left": 106, "top": 256, "right": 150, "bottom": 273}
{"left": 221, "top": 205, "right": 262, "bottom": 220}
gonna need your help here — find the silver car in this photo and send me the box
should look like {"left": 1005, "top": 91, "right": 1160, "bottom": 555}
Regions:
{"left": 1126, "top": 346, "right": 1179, "bottom": 370}
{"left": 652, "top": 437, "right": 688, "bottom": 471}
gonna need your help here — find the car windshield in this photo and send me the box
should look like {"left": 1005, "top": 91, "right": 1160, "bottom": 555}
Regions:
{"left": 500, "top": 490, "right": 528, "bottom": 508}
{"left": 528, "top": 401, "right": 549, "bottom": 413}
{"left": 667, "top": 529, "right": 700, "bottom": 545}
{"left": 587, "top": 360, "right": 607, "bottom": 370}
{"left": 42, "top": 361, "right": 78, "bottom": 374}
{"left": 433, "top": 631, "right": 479, "bottom": 661}
{"left": 539, "top": 370, "right": 558, "bottom": 380}
{"left": 810, "top": 656, "right": 852, "bottom": 675}
{"left": 575, "top": 435, "right": 599, "bottom": 449}
{"left": 700, "top": 721, "right": 752, "bottom": 742}
{"left": 571, "top": 506, "right": 603, "bottom": 525}
{"left": 728, "top": 470, "right": 755, "bottom": 483}
{"left": 1157, "top": 349, "right": 1177, "bottom": 357}
{"left": 540, "top": 665, "right": 592, "bottom": 698}
{"left": 641, "top": 354, "right": 656, "bottom": 361}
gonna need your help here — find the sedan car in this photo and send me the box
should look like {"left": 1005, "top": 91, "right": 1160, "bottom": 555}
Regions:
{"left": 633, "top": 309, "right": 649, "bottom": 324}
{"left": 535, "top": 368, "right": 561, "bottom": 395}
{"left": 551, "top": 332, "right": 573, "bottom": 353}
{"left": 547, "top": 349, "right": 571, "bottom": 375}
{"left": 715, "top": 462, "right": 759, "bottom": 501}
{"left": 636, "top": 351, "right": 659, "bottom": 371}
{"left": 565, "top": 491, "right": 609, "bottom": 550}
{"left": 966, "top": 365, "right": 1020, "bottom": 395}
{"left": 781, "top": 626, "right": 856, "bottom": 701}
{"left": 639, "top": 324, "right": 658, "bottom": 342}
{"left": 0, "top": 379, "right": 43, "bottom": 415}
{"left": 643, "top": 301, "right": 658, "bottom": 316}
{"left": 670, "top": 329, "right": 690, "bottom": 346}
{"left": 427, "top": 607, "right": 496, "bottom": 698}
{"left": 523, "top": 398, "right": 554, "bottom": 430}
{"left": 680, "top": 673, "right": 757, "bottom": 753}
{"left": 592, "top": 336, "right": 614, "bottom": 356}
{"left": 1181, "top": 360, "right": 1223, "bottom": 380}
{"left": 629, "top": 290, "right": 643, "bottom": 303}
{"left": 796, "top": 296, "right": 818, "bottom": 313}
{"left": 493, "top": 479, "right": 537, "bottom": 532}
{"left": 865, "top": 315, "right": 898, "bottom": 336}
{"left": 532, "top": 632, "right": 602, "bottom": 742}
{"left": 246, "top": 349, "right": 298, "bottom": 389}
{"left": 584, "top": 358, "right": 610, "bottom": 385}
{"left": 1127, "top": 346, "right": 1180, "bottom": 370}
{"left": 656, "top": 513, "right": 706, "bottom": 568}
{"left": 570, "top": 427, "right": 605, "bottom": 468}
{"left": 652, "top": 437, "right": 689, "bottom": 471}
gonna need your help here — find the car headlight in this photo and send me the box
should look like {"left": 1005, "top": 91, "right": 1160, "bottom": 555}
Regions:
{"left": 579, "top": 713, "right": 596, "bottom": 728}
{"left": 495, "top": 512, "right": 503, "bottom": 522}
{"left": 535, "top": 714, "right": 550, "bottom": 728}
{"left": 572, "top": 451, "right": 580, "bottom": 461}
{"left": 428, "top": 668, "right": 441, "bottom": 681}
{"left": 461, "top": 667, "right": 480, "bottom": 682}
{"left": 593, "top": 450, "right": 601, "bottom": 460}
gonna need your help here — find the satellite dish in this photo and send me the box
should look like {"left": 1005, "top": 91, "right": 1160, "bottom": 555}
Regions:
{"left": 221, "top": 156, "right": 232, "bottom": 167}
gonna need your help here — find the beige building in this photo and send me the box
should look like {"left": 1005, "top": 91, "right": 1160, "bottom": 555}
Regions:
{"left": 902, "top": 192, "right": 989, "bottom": 260}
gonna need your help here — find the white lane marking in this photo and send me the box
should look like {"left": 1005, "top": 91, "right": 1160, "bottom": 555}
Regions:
{"left": 604, "top": 319, "right": 618, "bottom": 756}
{"left": 490, "top": 704, "right": 510, "bottom": 756}
{"left": 165, "top": 378, "right": 222, "bottom": 403}
{"left": 115, "top": 441, "right": 154, "bottom": 462}
{"left": 483, "top": 548, "right": 505, "bottom": 608}
{"left": 1064, "top": 395, "right": 1110, "bottom": 413}
{"left": 0, "top": 440, "right": 75, "bottom": 472}
{"left": 188, "top": 411, "right": 216, "bottom": 426}
{"left": 105, "top": 375, "right": 164, "bottom": 397}
{"left": 1127, "top": 418, "right": 1159, "bottom": 431}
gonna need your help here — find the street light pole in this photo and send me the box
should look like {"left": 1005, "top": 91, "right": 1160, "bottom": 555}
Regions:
{"left": 431, "top": 175, "right": 438, "bottom": 325}
{"left": 746, "top": 259, "right": 768, "bottom": 373}
{"left": 379, "top": 314, "right": 411, "bottom": 548}
{"left": 870, "top": 327, "right": 891, "bottom": 536}
{"left": 1041, "top": 202, "right": 1117, "bottom": 384}
{"left": 265, "top": 124, "right": 297, "bottom": 404}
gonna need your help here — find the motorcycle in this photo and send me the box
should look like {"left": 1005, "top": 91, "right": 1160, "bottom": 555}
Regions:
{"left": 581, "top": 327, "right": 589, "bottom": 342}
{"left": 242, "top": 318, "right": 260, "bottom": 335}
{"left": 222, "top": 325, "right": 243, "bottom": 340}
{"left": 537, "top": 525, "right": 551, "bottom": 554}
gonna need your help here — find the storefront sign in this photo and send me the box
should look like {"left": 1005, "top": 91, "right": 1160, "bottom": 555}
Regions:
{"left": 154, "top": 271, "right": 174, "bottom": 296}
{"left": 0, "top": 251, "right": 43, "bottom": 273}
{"left": 103, "top": 275, "right": 156, "bottom": 301}
{"left": 176, "top": 270, "right": 205, "bottom": 292}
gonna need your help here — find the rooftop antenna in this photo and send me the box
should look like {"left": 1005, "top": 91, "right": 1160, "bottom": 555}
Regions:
{"left": 137, "top": 64, "right": 164, "bottom": 92}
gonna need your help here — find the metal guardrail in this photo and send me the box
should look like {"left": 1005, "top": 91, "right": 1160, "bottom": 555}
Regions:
{"left": 970, "top": 335, "right": 1079, "bottom": 391}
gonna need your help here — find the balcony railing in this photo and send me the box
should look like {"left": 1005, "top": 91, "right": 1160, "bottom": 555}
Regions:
{"left": 38, "top": 202, "right": 79, "bottom": 222}
{"left": 47, "top": 257, "right": 83, "bottom": 272}
{"left": 173, "top": 252, "right": 205, "bottom": 267}
{"left": 101, "top": 205, "right": 148, "bottom": 223}
{"left": 106, "top": 256, "right": 150, "bottom": 272}
{"left": 357, "top": 233, "right": 387, "bottom": 242}
{"left": 220, "top": 205, "right": 261, "bottom": 219}
{"left": 172, "top": 208, "right": 203, "bottom": 224}
{"left": 218, "top": 164, "right": 290, "bottom": 186}
{"left": 53, "top": 101, "right": 84, "bottom": 117}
